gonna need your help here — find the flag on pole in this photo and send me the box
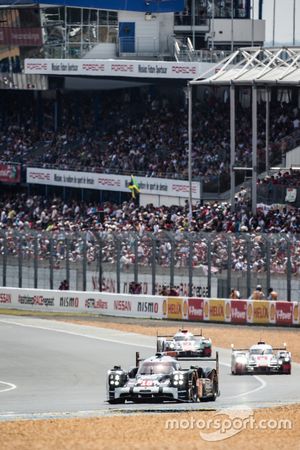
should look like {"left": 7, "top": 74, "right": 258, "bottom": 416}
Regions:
{"left": 128, "top": 175, "right": 140, "bottom": 199}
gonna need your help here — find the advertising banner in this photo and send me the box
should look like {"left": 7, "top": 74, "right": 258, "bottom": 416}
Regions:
{"left": 187, "top": 298, "right": 204, "bottom": 321}
{"left": 252, "top": 301, "right": 270, "bottom": 324}
{"left": 166, "top": 297, "right": 183, "bottom": 320}
{"left": 26, "top": 168, "right": 200, "bottom": 199}
{"left": 208, "top": 299, "right": 225, "bottom": 322}
{"left": 269, "top": 301, "right": 276, "bottom": 325}
{"left": 275, "top": 301, "right": 293, "bottom": 326}
{"left": 25, "top": 58, "right": 211, "bottom": 80}
{"left": 293, "top": 302, "right": 300, "bottom": 325}
{"left": 0, "top": 28, "right": 42, "bottom": 46}
{"left": 0, "top": 287, "right": 299, "bottom": 326}
{"left": 203, "top": 299, "right": 210, "bottom": 321}
{"left": 0, "top": 163, "right": 20, "bottom": 183}
{"left": 246, "top": 301, "right": 253, "bottom": 324}
{"left": 230, "top": 300, "right": 247, "bottom": 324}
{"left": 224, "top": 300, "right": 231, "bottom": 323}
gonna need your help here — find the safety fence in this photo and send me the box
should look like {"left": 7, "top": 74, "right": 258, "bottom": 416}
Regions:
{"left": 0, "top": 287, "right": 299, "bottom": 327}
{"left": 1, "top": 230, "right": 300, "bottom": 301}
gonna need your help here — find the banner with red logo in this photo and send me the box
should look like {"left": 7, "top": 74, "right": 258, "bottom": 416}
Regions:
{"left": 208, "top": 299, "right": 225, "bottom": 322}
{"left": 275, "top": 302, "right": 293, "bottom": 326}
{"left": 26, "top": 58, "right": 204, "bottom": 79}
{"left": 252, "top": 301, "right": 269, "bottom": 324}
{"left": 0, "top": 163, "right": 20, "bottom": 183}
{"left": 187, "top": 298, "right": 204, "bottom": 321}
{"left": 167, "top": 297, "right": 183, "bottom": 320}
{"left": 293, "top": 302, "right": 300, "bottom": 325}
{"left": 230, "top": 300, "right": 247, "bottom": 324}
{"left": 26, "top": 168, "right": 200, "bottom": 199}
{"left": 0, "top": 28, "right": 42, "bottom": 47}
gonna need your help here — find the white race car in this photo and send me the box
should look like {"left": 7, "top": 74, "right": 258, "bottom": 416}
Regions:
{"left": 231, "top": 341, "right": 291, "bottom": 375}
{"left": 157, "top": 329, "right": 212, "bottom": 357}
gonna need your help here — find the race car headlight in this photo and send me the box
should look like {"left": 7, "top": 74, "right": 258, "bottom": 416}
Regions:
{"left": 179, "top": 380, "right": 184, "bottom": 385}
{"left": 115, "top": 374, "right": 120, "bottom": 380}
{"left": 174, "top": 374, "right": 179, "bottom": 380}
{"left": 110, "top": 380, "right": 115, "bottom": 385}
{"left": 284, "top": 357, "right": 290, "bottom": 362}
{"left": 173, "top": 381, "right": 178, "bottom": 386}
{"left": 170, "top": 343, "right": 175, "bottom": 348}
{"left": 179, "top": 373, "right": 184, "bottom": 380}
{"left": 278, "top": 360, "right": 283, "bottom": 365}
{"left": 114, "top": 381, "right": 119, "bottom": 386}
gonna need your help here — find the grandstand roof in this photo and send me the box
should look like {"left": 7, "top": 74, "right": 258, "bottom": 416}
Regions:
{"left": 190, "top": 47, "right": 300, "bottom": 86}
{"left": 0, "top": 0, "right": 184, "bottom": 12}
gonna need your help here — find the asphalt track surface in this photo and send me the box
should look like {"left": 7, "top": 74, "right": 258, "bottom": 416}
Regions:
{"left": 0, "top": 315, "right": 299, "bottom": 421}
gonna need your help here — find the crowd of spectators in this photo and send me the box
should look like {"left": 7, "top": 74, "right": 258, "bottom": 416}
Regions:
{"left": 1, "top": 192, "right": 300, "bottom": 277}
{"left": 1, "top": 90, "right": 300, "bottom": 190}
{"left": 259, "top": 168, "right": 300, "bottom": 188}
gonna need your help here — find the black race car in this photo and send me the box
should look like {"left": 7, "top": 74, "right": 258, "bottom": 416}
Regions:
{"left": 107, "top": 351, "right": 220, "bottom": 403}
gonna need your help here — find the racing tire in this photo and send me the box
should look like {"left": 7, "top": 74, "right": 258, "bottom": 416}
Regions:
{"left": 234, "top": 365, "right": 244, "bottom": 375}
{"left": 185, "top": 376, "right": 198, "bottom": 402}
{"left": 157, "top": 339, "right": 165, "bottom": 353}
{"left": 210, "top": 382, "right": 218, "bottom": 402}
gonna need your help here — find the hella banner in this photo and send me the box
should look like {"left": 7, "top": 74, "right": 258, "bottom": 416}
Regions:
{"left": 208, "top": 299, "right": 225, "bottom": 322}
{"left": 252, "top": 301, "right": 270, "bottom": 324}
{"left": 167, "top": 297, "right": 183, "bottom": 320}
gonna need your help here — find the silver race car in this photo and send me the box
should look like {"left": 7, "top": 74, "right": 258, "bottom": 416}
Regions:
{"left": 107, "top": 351, "right": 220, "bottom": 403}
{"left": 231, "top": 341, "right": 292, "bottom": 375}
{"left": 157, "top": 329, "right": 212, "bottom": 357}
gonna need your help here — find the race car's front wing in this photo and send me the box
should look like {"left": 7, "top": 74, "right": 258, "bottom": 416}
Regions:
{"left": 110, "top": 385, "right": 183, "bottom": 402}
{"left": 237, "top": 362, "right": 291, "bottom": 374}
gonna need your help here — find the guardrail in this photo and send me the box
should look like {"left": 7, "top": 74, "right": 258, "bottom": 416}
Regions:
{"left": 0, "top": 287, "right": 299, "bottom": 327}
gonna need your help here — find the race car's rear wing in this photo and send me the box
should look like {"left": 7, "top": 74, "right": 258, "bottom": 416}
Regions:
{"left": 157, "top": 329, "right": 204, "bottom": 339}
{"left": 231, "top": 343, "right": 287, "bottom": 352}
{"left": 176, "top": 352, "right": 219, "bottom": 377}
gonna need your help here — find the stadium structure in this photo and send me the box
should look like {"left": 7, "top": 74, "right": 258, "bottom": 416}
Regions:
{"left": 0, "top": 0, "right": 266, "bottom": 206}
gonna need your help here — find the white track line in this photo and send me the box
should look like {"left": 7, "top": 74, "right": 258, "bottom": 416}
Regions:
{"left": 0, "top": 319, "right": 154, "bottom": 348}
{"left": 0, "top": 318, "right": 267, "bottom": 400}
{"left": 0, "top": 381, "right": 16, "bottom": 393}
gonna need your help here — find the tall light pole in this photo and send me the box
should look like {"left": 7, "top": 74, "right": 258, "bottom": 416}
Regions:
{"left": 211, "top": 0, "right": 215, "bottom": 50}
{"left": 272, "top": 0, "right": 276, "bottom": 47}
{"left": 251, "top": 0, "right": 254, "bottom": 47}
{"left": 192, "top": 0, "right": 195, "bottom": 49}
{"left": 293, "top": 0, "right": 296, "bottom": 46}
{"left": 231, "top": 0, "right": 234, "bottom": 52}
{"left": 188, "top": 82, "right": 193, "bottom": 221}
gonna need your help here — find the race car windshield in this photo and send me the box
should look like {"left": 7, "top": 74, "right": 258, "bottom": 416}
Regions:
{"left": 174, "top": 336, "right": 194, "bottom": 341}
{"left": 138, "top": 362, "right": 175, "bottom": 375}
{"left": 250, "top": 348, "right": 272, "bottom": 355}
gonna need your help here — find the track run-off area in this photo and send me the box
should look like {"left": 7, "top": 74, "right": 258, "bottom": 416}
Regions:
{"left": 0, "top": 315, "right": 299, "bottom": 422}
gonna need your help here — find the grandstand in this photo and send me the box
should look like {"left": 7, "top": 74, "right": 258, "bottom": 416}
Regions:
{"left": 1, "top": 1, "right": 300, "bottom": 301}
